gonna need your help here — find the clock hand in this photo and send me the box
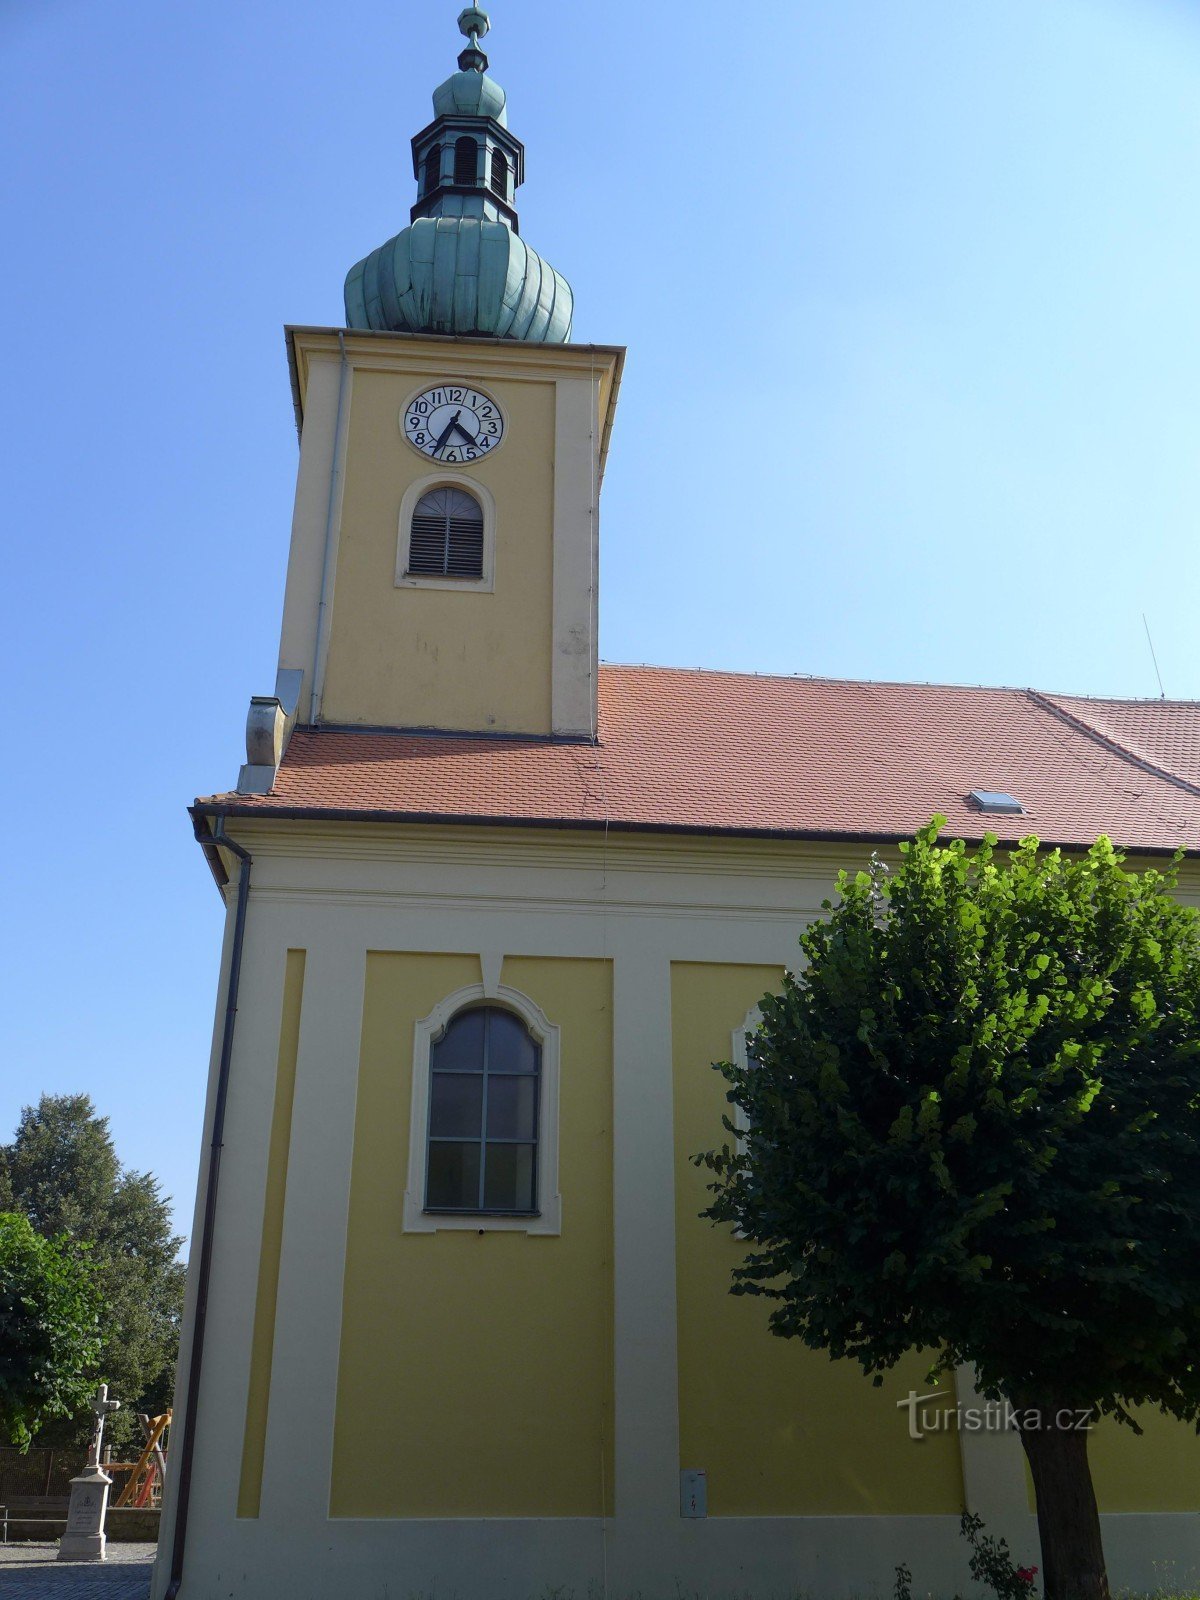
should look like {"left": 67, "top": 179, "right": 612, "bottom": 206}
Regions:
{"left": 433, "top": 414, "right": 459, "bottom": 451}
{"left": 451, "top": 420, "right": 477, "bottom": 444}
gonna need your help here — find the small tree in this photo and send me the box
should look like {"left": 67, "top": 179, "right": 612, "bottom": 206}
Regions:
{"left": 4, "top": 1095, "right": 186, "bottom": 1453}
{"left": 699, "top": 822, "right": 1200, "bottom": 1600}
{"left": 0, "top": 1213, "right": 101, "bottom": 1449}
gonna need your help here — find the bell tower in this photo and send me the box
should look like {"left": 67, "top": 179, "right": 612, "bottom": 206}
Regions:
{"left": 237, "top": 6, "right": 623, "bottom": 794}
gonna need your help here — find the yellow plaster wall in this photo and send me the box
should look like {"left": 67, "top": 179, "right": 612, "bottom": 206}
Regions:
{"left": 671, "top": 961, "right": 966, "bottom": 1516}
{"left": 1027, "top": 1409, "right": 1200, "bottom": 1513}
{"left": 331, "top": 952, "right": 614, "bottom": 1518}
{"left": 238, "top": 948, "right": 306, "bottom": 1517}
{"left": 320, "top": 367, "right": 556, "bottom": 733}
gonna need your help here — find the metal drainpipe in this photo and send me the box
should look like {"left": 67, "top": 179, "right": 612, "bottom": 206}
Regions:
{"left": 165, "top": 814, "right": 252, "bottom": 1600}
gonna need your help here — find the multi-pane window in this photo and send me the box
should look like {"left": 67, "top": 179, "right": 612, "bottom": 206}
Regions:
{"left": 426, "top": 1007, "right": 541, "bottom": 1214}
{"left": 407, "top": 487, "right": 484, "bottom": 578}
{"left": 453, "top": 136, "right": 478, "bottom": 185}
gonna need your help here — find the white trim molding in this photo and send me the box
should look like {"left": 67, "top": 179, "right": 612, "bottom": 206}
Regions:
{"left": 395, "top": 471, "right": 497, "bottom": 594}
{"left": 730, "top": 1004, "right": 763, "bottom": 1138}
{"left": 402, "top": 981, "right": 563, "bottom": 1234}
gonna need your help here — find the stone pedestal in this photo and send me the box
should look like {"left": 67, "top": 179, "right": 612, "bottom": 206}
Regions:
{"left": 57, "top": 1468, "right": 112, "bottom": 1562}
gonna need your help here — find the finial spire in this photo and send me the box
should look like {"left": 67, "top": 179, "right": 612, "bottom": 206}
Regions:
{"left": 344, "top": 1, "right": 574, "bottom": 343}
{"left": 457, "top": 6, "right": 490, "bottom": 72}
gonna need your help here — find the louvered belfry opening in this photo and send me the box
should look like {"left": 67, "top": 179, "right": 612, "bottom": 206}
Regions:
{"left": 490, "top": 148, "right": 508, "bottom": 199}
{"left": 408, "top": 487, "right": 485, "bottom": 579}
{"left": 453, "top": 136, "right": 478, "bottom": 186}
{"left": 423, "top": 144, "right": 441, "bottom": 195}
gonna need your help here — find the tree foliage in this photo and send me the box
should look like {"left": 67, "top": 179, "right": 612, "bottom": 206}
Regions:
{"left": 699, "top": 822, "right": 1200, "bottom": 1599}
{"left": 1, "top": 1095, "right": 186, "bottom": 1453}
{"left": 0, "top": 1212, "right": 102, "bottom": 1449}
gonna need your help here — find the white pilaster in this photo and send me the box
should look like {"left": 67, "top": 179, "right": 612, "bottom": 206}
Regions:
{"left": 259, "top": 932, "right": 366, "bottom": 1531}
{"left": 152, "top": 899, "right": 293, "bottom": 1600}
{"left": 955, "top": 1363, "right": 1033, "bottom": 1533}
{"left": 276, "top": 350, "right": 352, "bottom": 723}
{"left": 550, "top": 373, "right": 598, "bottom": 737}
{"left": 610, "top": 941, "right": 682, "bottom": 1582}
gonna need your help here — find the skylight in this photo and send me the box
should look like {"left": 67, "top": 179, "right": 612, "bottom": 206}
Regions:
{"left": 969, "top": 789, "right": 1024, "bottom": 815}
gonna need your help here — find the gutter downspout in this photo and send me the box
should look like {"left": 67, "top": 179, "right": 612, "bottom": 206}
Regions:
{"left": 165, "top": 815, "right": 252, "bottom": 1600}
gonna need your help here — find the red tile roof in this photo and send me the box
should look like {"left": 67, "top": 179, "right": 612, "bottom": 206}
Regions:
{"left": 198, "top": 666, "right": 1200, "bottom": 853}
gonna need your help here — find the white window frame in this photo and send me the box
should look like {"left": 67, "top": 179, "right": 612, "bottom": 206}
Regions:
{"left": 403, "top": 983, "right": 562, "bottom": 1235}
{"left": 730, "top": 1005, "right": 763, "bottom": 1139}
{"left": 396, "top": 472, "right": 497, "bottom": 594}
{"left": 726, "top": 1006, "right": 766, "bottom": 1240}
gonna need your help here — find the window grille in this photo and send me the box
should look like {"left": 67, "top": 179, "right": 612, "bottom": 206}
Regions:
{"left": 490, "top": 149, "right": 508, "bottom": 199}
{"left": 423, "top": 144, "right": 441, "bottom": 194}
{"left": 407, "top": 487, "right": 484, "bottom": 579}
{"left": 453, "top": 136, "right": 478, "bottom": 185}
{"left": 425, "top": 1007, "right": 541, "bottom": 1214}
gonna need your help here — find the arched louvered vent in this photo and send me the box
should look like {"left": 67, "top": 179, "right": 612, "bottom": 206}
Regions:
{"left": 490, "top": 149, "right": 508, "bottom": 199}
{"left": 408, "top": 487, "right": 484, "bottom": 579}
{"left": 423, "top": 145, "right": 441, "bottom": 195}
{"left": 453, "top": 136, "right": 478, "bottom": 186}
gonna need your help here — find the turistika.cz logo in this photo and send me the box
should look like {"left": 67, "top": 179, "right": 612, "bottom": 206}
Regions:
{"left": 897, "top": 1390, "right": 1094, "bottom": 1441}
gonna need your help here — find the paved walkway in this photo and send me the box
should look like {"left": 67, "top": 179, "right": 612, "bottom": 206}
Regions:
{"left": 0, "top": 1543, "right": 156, "bottom": 1599}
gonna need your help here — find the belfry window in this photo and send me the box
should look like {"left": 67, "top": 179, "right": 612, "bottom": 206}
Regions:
{"left": 453, "top": 136, "right": 478, "bottom": 185}
{"left": 422, "top": 144, "right": 441, "bottom": 194}
{"left": 407, "top": 487, "right": 484, "bottom": 579}
{"left": 490, "top": 148, "right": 508, "bottom": 199}
{"left": 425, "top": 1007, "right": 541, "bottom": 1214}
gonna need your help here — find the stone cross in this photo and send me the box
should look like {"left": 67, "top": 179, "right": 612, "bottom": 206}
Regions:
{"left": 85, "top": 1385, "right": 121, "bottom": 1470}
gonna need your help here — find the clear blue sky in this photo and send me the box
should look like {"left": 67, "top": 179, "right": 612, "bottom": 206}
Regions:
{"left": 3, "top": 0, "right": 1199, "bottom": 1244}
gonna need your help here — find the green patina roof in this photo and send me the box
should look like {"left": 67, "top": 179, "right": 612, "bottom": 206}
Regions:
{"left": 345, "top": 217, "right": 573, "bottom": 343}
{"left": 433, "top": 67, "right": 507, "bottom": 124}
{"left": 343, "top": 6, "right": 572, "bottom": 345}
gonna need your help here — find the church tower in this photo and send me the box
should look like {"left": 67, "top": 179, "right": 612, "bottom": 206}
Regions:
{"left": 240, "top": 6, "right": 623, "bottom": 783}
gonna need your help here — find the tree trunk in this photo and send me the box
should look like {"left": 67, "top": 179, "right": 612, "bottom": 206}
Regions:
{"left": 1016, "top": 1404, "right": 1109, "bottom": 1600}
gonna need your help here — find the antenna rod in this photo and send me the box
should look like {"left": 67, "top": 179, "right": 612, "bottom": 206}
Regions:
{"left": 1142, "top": 613, "right": 1166, "bottom": 699}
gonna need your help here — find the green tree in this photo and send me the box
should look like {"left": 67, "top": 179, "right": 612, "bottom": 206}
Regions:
{"left": 0, "top": 1213, "right": 101, "bottom": 1449}
{"left": 4, "top": 1095, "right": 186, "bottom": 1455}
{"left": 699, "top": 823, "right": 1200, "bottom": 1600}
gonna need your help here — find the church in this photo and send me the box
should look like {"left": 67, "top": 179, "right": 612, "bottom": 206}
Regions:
{"left": 155, "top": 11, "right": 1200, "bottom": 1598}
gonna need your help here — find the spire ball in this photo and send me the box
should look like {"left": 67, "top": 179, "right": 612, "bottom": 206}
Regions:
{"left": 458, "top": 7, "right": 490, "bottom": 44}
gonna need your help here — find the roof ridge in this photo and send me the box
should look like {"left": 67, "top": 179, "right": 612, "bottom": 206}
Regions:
{"left": 600, "top": 661, "right": 1200, "bottom": 703}
{"left": 599, "top": 662, "right": 1037, "bottom": 695}
{"left": 1026, "top": 689, "right": 1200, "bottom": 803}
{"left": 1046, "top": 690, "right": 1199, "bottom": 709}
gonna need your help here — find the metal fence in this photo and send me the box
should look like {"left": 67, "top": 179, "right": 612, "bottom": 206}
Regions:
{"left": 0, "top": 1448, "right": 84, "bottom": 1501}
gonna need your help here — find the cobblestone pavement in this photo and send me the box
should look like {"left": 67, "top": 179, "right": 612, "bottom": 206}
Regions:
{"left": 0, "top": 1543, "right": 156, "bottom": 1599}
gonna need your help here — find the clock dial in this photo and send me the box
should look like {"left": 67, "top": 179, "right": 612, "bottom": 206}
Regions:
{"left": 402, "top": 384, "right": 505, "bottom": 463}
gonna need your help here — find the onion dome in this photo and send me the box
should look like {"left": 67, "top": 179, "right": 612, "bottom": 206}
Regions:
{"left": 432, "top": 69, "right": 507, "bottom": 124}
{"left": 344, "top": 7, "right": 573, "bottom": 343}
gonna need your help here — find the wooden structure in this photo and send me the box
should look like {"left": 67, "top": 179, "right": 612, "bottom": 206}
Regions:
{"left": 110, "top": 1412, "right": 171, "bottom": 1509}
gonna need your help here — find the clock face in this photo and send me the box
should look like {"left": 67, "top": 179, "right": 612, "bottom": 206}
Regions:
{"left": 402, "top": 383, "right": 505, "bottom": 464}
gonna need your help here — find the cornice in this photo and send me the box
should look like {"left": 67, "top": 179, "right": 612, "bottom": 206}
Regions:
{"left": 203, "top": 817, "right": 893, "bottom": 881}
{"left": 197, "top": 815, "right": 1200, "bottom": 906}
{"left": 287, "top": 326, "right": 623, "bottom": 397}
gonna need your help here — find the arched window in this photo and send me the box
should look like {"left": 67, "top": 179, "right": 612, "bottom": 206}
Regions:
{"left": 490, "top": 148, "right": 508, "bottom": 199}
{"left": 453, "top": 136, "right": 478, "bottom": 185}
{"left": 426, "top": 1006, "right": 541, "bottom": 1214}
{"left": 423, "top": 144, "right": 441, "bottom": 194}
{"left": 407, "top": 487, "right": 484, "bottom": 579}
